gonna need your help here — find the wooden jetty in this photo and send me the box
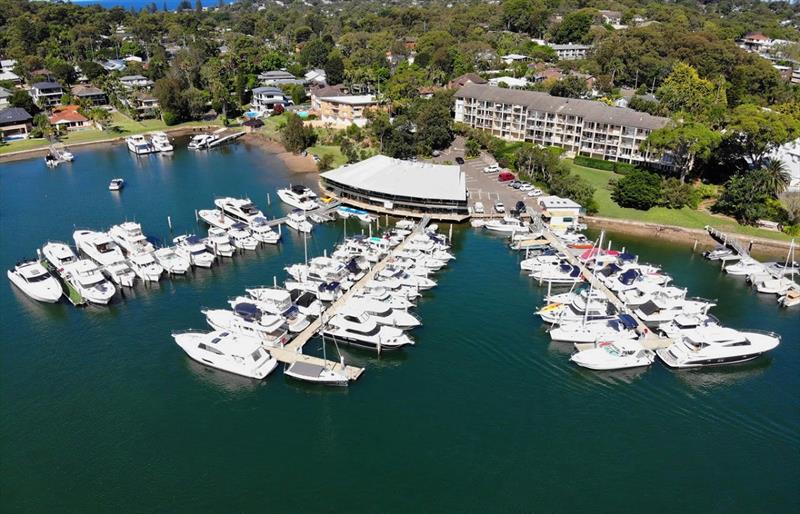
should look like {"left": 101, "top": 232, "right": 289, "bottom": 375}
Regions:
{"left": 206, "top": 128, "right": 245, "bottom": 148}
{"left": 264, "top": 201, "right": 341, "bottom": 228}
{"left": 266, "top": 215, "right": 433, "bottom": 381}
{"left": 705, "top": 225, "right": 750, "bottom": 258}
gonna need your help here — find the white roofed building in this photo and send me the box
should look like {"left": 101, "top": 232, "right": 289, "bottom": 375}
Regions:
{"left": 537, "top": 195, "right": 582, "bottom": 233}
{"left": 320, "top": 155, "right": 468, "bottom": 218}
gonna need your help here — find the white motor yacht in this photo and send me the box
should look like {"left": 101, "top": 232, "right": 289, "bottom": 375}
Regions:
{"left": 7, "top": 260, "right": 62, "bottom": 303}
{"left": 202, "top": 227, "right": 235, "bottom": 257}
{"left": 127, "top": 252, "right": 163, "bottom": 282}
{"left": 288, "top": 289, "right": 325, "bottom": 318}
{"left": 172, "top": 330, "right": 278, "bottom": 379}
{"left": 230, "top": 292, "right": 310, "bottom": 333}
{"left": 286, "top": 257, "right": 353, "bottom": 289}
{"left": 73, "top": 230, "right": 127, "bottom": 267}
{"left": 321, "top": 313, "right": 414, "bottom": 352}
{"left": 656, "top": 325, "right": 781, "bottom": 368}
{"left": 103, "top": 260, "right": 137, "bottom": 287}
{"left": 549, "top": 315, "right": 639, "bottom": 344}
{"left": 126, "top": 134, "right": 155, "bottom": 154}
{"left": 62, "top": 259, "right": 116, "bottom": 305}
{"left": 753, "top": 276, "right": 798, "bottom": 295}
{"left": 188, "top": 134, "right": 211, "bottom": 150}
{"left": 377, "top": 267, "right": 436, "bottom": 290}
{"left": 340, "top": 298, "right": 420, "bottom": 329}
{"left": 203, "top": 304, "right": 289, "bottom": 347}
{"left": 618, "top": 282, "right": 686, "bottom": 307}
{"left": 277, "top": 185, "right": 319, "bottom": 211}
{"left": 227, "top": 223, "right": 259, "bottom": 251}
{"left": 633, "top": 296, "right": 715, "bottom": 328}
{"left": 108, "top": 178, "right": 125, "bottom": 191}
{"left": 198, "top": 209, "right": 236, "bottom": 230}
{"left": 520, "top": 254, "right": 561, "bottom": 272}
{"left": 657, "top": 313, "right": 720, "bottom": 341}
{"left": 284, "top": 279, "right": 343, "bottom": 303}
{"left": 214, "top": 197, "right": 265, "bottom": 225}
{"left": 249, "top": 217, "right": 281, "bottom": 244}
{"left": 173, "top": 235, "right": 215, "bottom": 268}
{"left": 484, "top": 217, "right": 530, "bottom": 234}
{"left": 725, "top": 257, "right": 765, "bottom": 277}
{"left": 42, "top": 241, "right": 123, "bottom": 296}
{"left": 570, "top": 339, "right": 656, "bottom": 370}
{"left": 529, "top": 263, "right": 584, "bottom": 285}
{"left": 536, "top": 298, "right": 616, "bottom": 325}
{"left": 285, "top": 210, "right": 313, "bottom": 233}
{"left": 703, "top": 246, "right": 737, "bottom": 261}
{"left": 108, "top": 221, "right": 155, "bottom": 256}
{"left": 284, "top": 359, "right": 348, "bottom": 386}
{"left": 154, "top": 247, "right": 191, "bottom": 275}
{"left": 149, "top": 131, "right": 173, "bottom": 152}
{"left": 778, "top": 289, "right": 800, "bottom": 307}
{"left": 42, "top": 241, "right": 79, "bottom": 271}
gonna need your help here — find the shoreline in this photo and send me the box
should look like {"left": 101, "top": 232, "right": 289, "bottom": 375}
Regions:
{"left": 240, "top": 133, "right": 318, "bottom": 173}
{"left": 585, "top": 216, "right": 793, "bottom": 259}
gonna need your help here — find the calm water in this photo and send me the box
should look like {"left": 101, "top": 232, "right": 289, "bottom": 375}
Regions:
{"left": 1, "top": 141, "right": 798, "bottom": 513}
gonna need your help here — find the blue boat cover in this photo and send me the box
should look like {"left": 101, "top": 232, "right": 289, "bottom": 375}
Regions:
{"left": 234, "top": 302, "right": 262, "bottom": 321}
{"left": 618, "top": 314, "right": 638, "bottom": 330}
{"left": 618, "top": 269, "right": 640, "bottom": 285}
{"left": 618, "top": 252, "right": 636, "bottom": 262}
{"left": 232, "top": 222, "right": 248, "bottom": 230}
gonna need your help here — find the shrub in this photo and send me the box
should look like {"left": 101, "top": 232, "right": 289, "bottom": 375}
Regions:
{"left": 550, "top": 172, "right": 598, "bottom": 214}
{"left": 574, "top": 155, "right": 637, "bottom": 175}
{"left": 712, "top": 174, "right": 768, "bottom": 225}
{"left": 162, "top": 111, "right": 180, "bottom": 126}
{"left": 612, "top": 169, "right": 662, "bottom": 210}
{"left": 317, "top": 153, "right": 334, "bottom": 171}
{"left": 783, "top": 224, "right": 800, "bottom": 236}
{"left": 465, "top": 138, "right": 480, "bottom": 158}
{"left": 661, "top": 178, "right": 693, "bottom": 209}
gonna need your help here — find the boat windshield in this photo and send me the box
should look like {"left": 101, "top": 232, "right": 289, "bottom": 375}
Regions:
{"left": 26, "top": 271, "right": 52, "bottom": 283}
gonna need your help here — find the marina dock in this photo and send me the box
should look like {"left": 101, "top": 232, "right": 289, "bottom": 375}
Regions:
{"left": 206, "top": 128, "right": 245, "bottom": 148}
{"left": 705, "top": 225, "right": 751, "bottom": 258}
{"left": 267, "top": 215, "right": 433, "bottom": 381}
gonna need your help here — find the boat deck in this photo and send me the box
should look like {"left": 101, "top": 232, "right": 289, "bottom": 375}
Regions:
{"left": 41, "top": 260, "right": 86, "bottom": 306}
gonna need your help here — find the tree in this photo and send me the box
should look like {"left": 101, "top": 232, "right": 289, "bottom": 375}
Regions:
{"left": 646, "top": 120, "right": 721, "bottom": 183}
{"left": 549, "top": 76, "right": 588, "bottom": 99}
{"left": 712, "top": 173, "right": 770, "bottom": 224}
{"left": 299, "top": 38, "right": 332, "bottom": 67}
{"left": 551, "top": 9, "right": 596, "bottom": 44}
{"left": 79, "top": 61, "right": 105, "bottom": 81}
{"left": 281, "top": 113, "right": 315, "bottom": 153}
{"left": 759, "top": 160, "right": 791, "bottom": 197}
{"left": 317, "top": 153, "right": 334, "bottom": 171}
{"left": 655, "top": 63, "right": 725, "bottom": 119}
{"left": 465, "top": 138, "right": 480, "bottom": 158}
{"left": 9, "top": 90, "right": 36, "bottom": 114}
{"left": 324, "top": 51, "right": 345, "bottom": 85}
{"left": 501, "top": 0, "right": 549, "bottom": 36}
{"left": 725, "top": 104, "right": 800, "bottom": 166}
{"left": 414, "top": 93, "right": 454, "bottom": 152}
{"left": 612, "top": 169, "right": 663, "bottom": 210}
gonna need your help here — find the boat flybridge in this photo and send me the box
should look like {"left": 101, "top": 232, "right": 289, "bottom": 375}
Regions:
{"left": 570, "top": 339, "right": 656, "bottom": 371}
{"left": 172, "top": 330, "right": 279, "bottom": 379}
{"left": 7, "top": 260, "right": 63, "bottom": 303}
{"left": 287, "top": 288, "right": 325, "bottom": 318}
{"left": 126, "top": 134, "right": 155, "bottom": 155}
{"left": 188, "top": 134, "right": 218, "bottom": 150}
{"left": 549, "top": 314, "right": 640, "bottom": 344}
{"left": 42, "top": 241, "right": 120, "bottom": 301}
{"left": 339, "top": 298, "right": 421, "bottom": 329}
{"left": 173, "top": 235, "right": 215, "bottom": 268}
{"left": 249, "top": 217, "right": 281, "bottom": 244}
{"left": 284, "top": 279, "right": 343, "bottom": 303}
{"left": 321, "top": 312, "right": 415, "bottom": 352}
{"left": 203, "top": 227, "right": 236, "bottom": 257}
{"left": 149, "top": 131, "right": 173, "bottom": 152}
{"left": 286, "top": 210, "right": 313, "bottom": 233}
{"left": 227, "top": 223, "right": 259, "bottom": 251}
{"left": 633, "top": 296, "right": 715, "bottom": 328}
{"left": 230, "top": 292, "right": 311, "bottom": 333}
{"left": 154, "top": 247, "right": 190, "bottom": 275}
{"left": 277, "top": 185, "right": 320, "bottom": 211}
{"left": 198, "top": 209, "right": 236, "bottom": 230}
{"left": 214, "top": 197, "right": 264, "bottom": 225}
{"left": 103, "top": 260, "right": 137, "bottom": 287}
{"left": 108, "top": 222, "right": 155, "bottom": 256}
{"left": 127, "top": 252, "right": 164, "bottom": 282}
{"left": 73, "top": 230, "right": 127, "bottom": 267}
{"left": 656, "top": 325, "right": 781, "bottom": 368}
{"left": 203, "top": 304, "right": 289, "bottom": 347}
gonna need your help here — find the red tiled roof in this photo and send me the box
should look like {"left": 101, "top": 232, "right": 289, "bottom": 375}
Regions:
{"left": 49, "top": 106, "right": 89, "bottom": 124}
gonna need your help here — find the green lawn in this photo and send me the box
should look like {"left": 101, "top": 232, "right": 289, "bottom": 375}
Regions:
{"left": 568, "top": 161, "right": 793, "bottom": 242}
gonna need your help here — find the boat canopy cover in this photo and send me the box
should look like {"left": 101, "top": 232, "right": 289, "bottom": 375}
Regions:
{"left": 234, "top": 302, "right": 262, "bottom": 321}
{"left": 252, "top": 216, "right": 268, "bottom": 226}
{"left": 291, "top": 184, "right": 308, "bottom": 194}
{"left": 559, "top": 263, "right": 572, "bottom": 273}
{"left": 232, "top": 222, "right": 248, "bottom": 230}
{"left": 324, "top": 282, "right": 340, "bottom": 291}
{"left": 598, "top": 263, "right": 621, "bottom": 277}
{"left": 186, "top": 235, "right": 201, "bottom": 245}
{"left": 618, "top": 269, "right": 640, "bottom": 285}
{"left": 292, "top": 291, "right": 317, "bottom": 307}
{"left": 618, "top": 252, "right": 636, "bottom": 262}
{"left": 282, "top": 305, "right": 300, "bottom": 317}
{"left": 637, "top": 300, "right": 661, "bottom": 315}
{"left": 345, "top": 259, "right": 363, "bottom": 274}
{"left": 618, "top": 314, "right": 638, "bottom": 330}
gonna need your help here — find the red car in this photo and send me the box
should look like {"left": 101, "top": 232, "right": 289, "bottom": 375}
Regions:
{"left": 498, "top": 171, "right": 515, "bottom": 182}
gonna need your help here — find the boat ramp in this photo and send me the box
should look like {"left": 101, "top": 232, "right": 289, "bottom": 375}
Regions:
{"left": 206, "top": 127, "right": 245, "bottom": 148}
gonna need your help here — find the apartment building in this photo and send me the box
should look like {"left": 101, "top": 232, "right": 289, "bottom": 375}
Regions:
{"left": 318, "top": 95, "right": 380, "bottom": 128}
{"left": 550, "top": 43, "right": 592, "bottom": 61}
{"left": 454, "top": 84, "right": 670, "bottom": 167}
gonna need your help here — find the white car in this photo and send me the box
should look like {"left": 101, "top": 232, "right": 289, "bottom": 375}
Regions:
{"left": 483, "top": 163, "right": 500, "bottom": 173}
{"left": 473, "top": 202, "right": 485, "bottom": 214}
{"left": 527, "top": 188, "right": 543, "bottom": 197}
{"left": 519, "top": 183, "right": 534, "bottom": 191}
{"left": 494, "top": 202, "right": 505, "bottom": 213}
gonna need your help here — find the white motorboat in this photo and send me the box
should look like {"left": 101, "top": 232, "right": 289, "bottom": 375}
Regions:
{"left": 108, "top": 178, "right": 125, "bottom": 191}
{"left": 227, "top": 223, "right": 259, "bottom": 251}
{"left": 127, "top": 252, "right": 163, "bottom": 282}
{"left": 520, "top": 253, "right": 561, "bottom": 272}
{"left": 353, "top": 280, "right": 416, "bottom": 309}
{"left": 203, "top": 304, "right": 289, "bottom": 347}
{"left": 214, "top": 197, "right": 265, "bottom": 225}
{"left": 778, "top": 289, "right": 800, "bottom": 307}
{"left": 231, "top": 291, "right": 310, "bottom": 333}
{"left": 42, "top": 241, "right": 123, "bottom": 296}
{"left": 285, "top": 210, "right": 313, "bottom": 233}
{"left": 339, "top": 298, "right": 420, "bottom": 329}
{"left": 249, "top": 217, "right": 281, "bottom": 244}
{"left": 536, "top": 298, "right": 616, "bottom": 325}
{"left": 277, "top": 185, "right": 319, "bottom": 211}
{"left": 484, "top": 217, "right": 529, "bottom": 234}
{"left": 172, "top": 330, "right": 278, "bottom": 379}
{"left": 7, "top": 260, "right": 62, "bottom": 303}
{"left": 198, "top": 209, "right": 236, "bottom": 230}
{"left": 284, "top": 359, "right": 348, "bottom": 386}
{"left": 633, "top": 296, "right": 715, "bottom": 328}
{"left": 284, "top": 279, "right": 343, "bottom": 303}
{"left": 286, "top": 257, "right": 353, "bottom": 289}
{"left": 753, "top": 276, "right": 798, "bottom": 295}
{"left": 618, "top": 282, "right": 687, "bottom": 307}
{"left": 42, "top": 241, "right": 79, "bottom": 271}
{"left": 108, "top": 221, "right": 155, "bottom": 256}
{"left": 126, "top": 134, "right": 155, "bottom": 154}
{"left": 173, "top": 235, "right": 215, "bottom": 268}
{"left": 395, "top": 219, "right": 416, "bottom": 231}
{"left": 288, "top": 288, "right": 324, "bottom": 318}
{"left": 149, "top": 131, "right": 173, "bottom": 152}
{"left": 154, "top": 247, "right": 191, "bottom": 275}
{"left": 103, "top": 260, "right": 137, "bottom": 287}
{"left": 657, "top": 313, "right": 720, "bottom": 341}
{"left": 62, "top": 259, "right": 116, "bottom": 305}
{"left": 656, "top": 325, "right": 781, "bottom": 368}
{"left": 725, "top": 257, "right": 765, "bottom": 276}
{"left": 529, "top": 263, "right": 584, "bottom": 285}
{"left": 321, "top": 313, "right": 414, "bottom": 352}
{"left": 570, "top": 339, "right": 656, "bottom": 371}
{"left": 377, "top": 267, "right": 436, "bottom": 290}
{"left": 188, "top": 134, "right": 213, "bottom": 150}
{"left": 73, "top": 230, "right": 127, "bottom": 267}
{"left": 549, "top": 315, "right": 639, "bottom": 344}
{"left": 202, "top": 227, "right": 235, "bottom": 257}
{"left": 703, "top": 246, "right": 737, "bottom": 261}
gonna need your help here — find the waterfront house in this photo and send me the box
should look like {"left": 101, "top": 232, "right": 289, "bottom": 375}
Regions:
{"left": 501, "top": 54, "right": 529, "bottom": 65}
{"left": 258, "top": 70, "right": 304, "bottom": 87}
{"left": 0, "top": 107, "right": 33, "bottom": 141}
{"left": 122, "top": 91, "right": 159, "bottom": 118}
{"left": 454, "top": 84, "right": 670, "bottom": 168}
{"left": 550, "top": 43, "right": 592, "bottom": 61}
{"left": 30, "top": 81, "right": 63, "bottom": 107}
{"left": 48, "top": 105, "right": 93, "bottom": 132}
{"left": 317, "top": 94, "right": 380, "bottom": 128}
{"left": 0, "top": 86, "right": 11, "bottom": 107}
{"left": 310, "top": 84, "right": 346, "bottom": 111}
{"left": 71, "top": 84, "right": 107, "bottom": 106}
{"left": 768, "top": 139, "right": 800, "bottom": 192}
{"left": 1, "top": 59, "right": 17, "bottom": 72}
{"left": 120, "top": 75, "right": 154, "bottom": 89}
{"left": 251, "top": 86, "right": 292, "bottom": 114}
{"left": 537, "top": 195, "right": 582, "bottom": 233}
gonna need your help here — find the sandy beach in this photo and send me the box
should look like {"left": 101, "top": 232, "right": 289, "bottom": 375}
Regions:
{"left": 240, "top": 133, "right": 318, "bottom": 173}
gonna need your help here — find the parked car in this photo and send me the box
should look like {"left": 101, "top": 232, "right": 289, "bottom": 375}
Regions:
{"left": 483, "top": 163, "right": 500, "bottom": 173}
{"left": 527, "top": 188, "right": 543, "bottom": 197}
{"left": 474, "top": 201, "right": 485, "bottom": 214}
{"left": 455, "top": 157, "right": 465, "bottom": 165}
{"left": 498, "top": 171, "right": 515, "bottom": 182}
{"left": 494, "top": 202, "right": 505, "bottom": 213}
{"left": 519, "top": 183, "right": 534, "bottom": 191}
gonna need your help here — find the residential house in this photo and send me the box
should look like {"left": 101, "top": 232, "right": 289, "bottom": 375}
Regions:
{"left": 448, "top": 73, "right": 488, "bottom": 89}
{"left": 310, "top": 84, "right": 347, "bottom": 111}
{"left": 532, "top": 67, "right": 563, "bottom": 83}
{"left": 119, "top": 75, "right": 153, "bottom": 89}
{"left": 1, "top": 59, "right": 17, "bottom": 72}
{"left": 102, "top": 59, "right": 127, "bottom": 72}
{"left": 318, "top": 95, "right": 380, "bottom": 128}
{"left": 123, "top": 55, "right": 143, "bottom": 64}
{"left": 123, "top": 91, "right": 159, "bottom": 118}
{"left": 453, "top": 84, "right": 671, "bottom": 167}
{"left": 418, "top": 86, "right": 443, "bottom": 99}
{"left": 30, "top": 81, "right": 64, "bottom": 107}
{"left": 71, "top": 84, "right": 107, "bottom": 106}
{"left": 488, "top": 76, "right": 528, "bottom": 89}
{"left": 738, "top": 32, "right": 774, "bottom": 55}
{"left": 501, "top": 53, "right": 529, "bottom": 65}
{"left": 0, "top": 86, "right": 11, "bottom": 107}
{"left": 537, "top": 196, "right": 582, "bottom": 233}
{"left": 550, "top": 43, "right": 592, "bottom": 61}
{"left": 598, "top": 10, "right": 622, "bottom": 25}
{"left": 48, "top": 105, "right": 93, "bottom": 132}
{"left": 304, "top": 69, "right": 327, "bottom": 86}
{"left": 768, "top": 138, "right": 800, "bottom": 191}
{"left": 251, "top": 86, "right": 292, "bottom": 113}
{"left": 258, "top": 70, "right": 304, "bottom": 86}
{"left": 0, "top": 107, "right": 33, "bottom": 141}
{"left": 0, "top": 70, "right": 21, "bottom": 85}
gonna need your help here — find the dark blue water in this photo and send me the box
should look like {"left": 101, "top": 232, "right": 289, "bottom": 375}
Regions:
{"left": 1, "top": 140, "right": 798, "bottom": 513}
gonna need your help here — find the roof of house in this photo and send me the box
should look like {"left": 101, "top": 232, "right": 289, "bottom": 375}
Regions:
{"left": 321, "top": 155, "right": 467, "bottom": 202}
{"left": 449, "top": 73, "right": 488, "bottom": 88}
{"left": 0, "top": 71, "right": 19, "bottom": 81}
{"left": 133, "top": 91, "right": 157, "bottom": 101}
{"left": 71, "top": 84, "right": 105, "bottom": 96}
{"left": 48, "top": 105, "right": 89, "bottom": 124}
{"left": 311, "top": 84, "right": 346, "bottom": 98}
{"left": 0, "top": 107, "right": 33, "bottom": 124}
{"left": 252, "top": 86, "right": 286, "bottom": 95}
{"left": 538, "top": 195, "right": 581, "bottom": 209}
{"left": 120, "top": 75, "right": 149, "bottom": 81}
{"left": 318, "top": 94, "right": 377, "bottom": 106}
{"left": 0, "top": 86, "right": 11, "bottom": 98}
{"left": 32, "top": 81, "right": 62, "bottom": 90}
{"left": 455, "top": 84, "right": 669, "bottom": 129}
{"left": 744, "top": 32, "right": 770, "bottom": 41}
{"left": 258, "top": 70, "right": 297, "bottom": 79}
{"left": 550, "top": 43, "right": 592, "bottom": 50}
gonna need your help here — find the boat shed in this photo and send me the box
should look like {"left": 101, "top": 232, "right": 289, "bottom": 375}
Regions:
{"left": 537, "top": 195, "right": 582, "bottom": 234}
{"left": 320, "top": 155, "right": 468, "bottom": 218}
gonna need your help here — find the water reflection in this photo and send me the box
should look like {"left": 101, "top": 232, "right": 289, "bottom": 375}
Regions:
{"left": 184, "top": 357, "right": 265, "bottom": 394}
{"left": 8, "top": 286, "right": 69, "bottom": 322}
{"left": 574, "top": 365, "right": 650, "bottom": 385}
{"left": 672, "top": 358, "right": 770, "bottom": 392}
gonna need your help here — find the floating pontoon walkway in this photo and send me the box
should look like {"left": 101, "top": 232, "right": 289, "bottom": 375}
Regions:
{"left": 705, "top": 225, "right": 750, "bottom": 258}
{"left": 267, "top": 215, "right": 433, "bottom": 382}
{"left": 206, "top": 128, "right": 245, "bottom": 148}
{"left": 263, "top": 201, "right": 341, "bottom": 228}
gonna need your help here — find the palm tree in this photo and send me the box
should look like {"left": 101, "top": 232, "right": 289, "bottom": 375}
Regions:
{"left": 759, "top": 159, "right": 791, "bottom": 197}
